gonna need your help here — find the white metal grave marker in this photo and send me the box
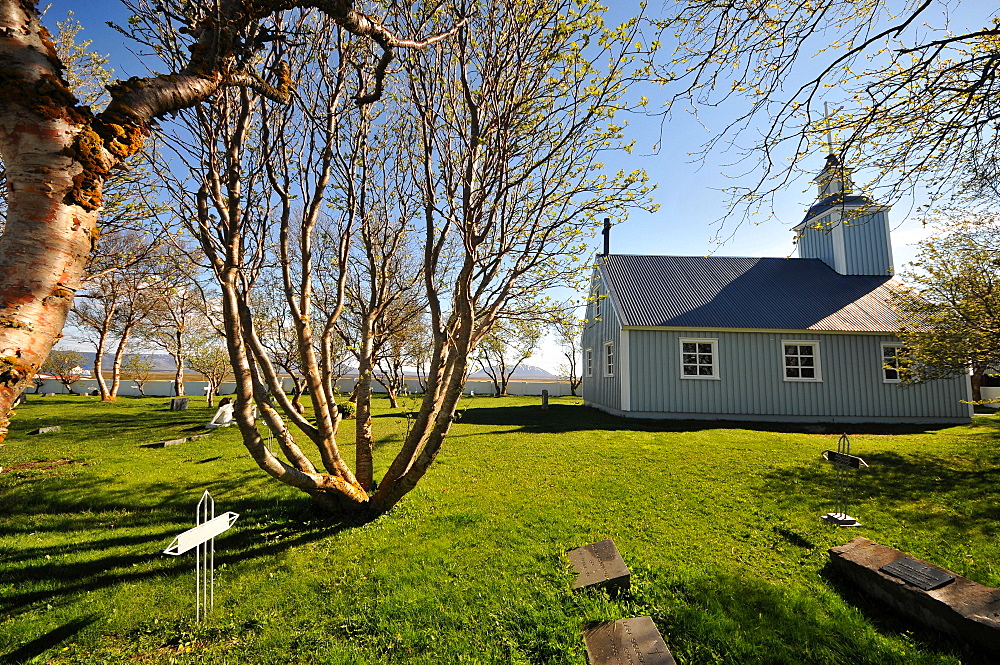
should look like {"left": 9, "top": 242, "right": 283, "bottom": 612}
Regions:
{"left": 821, "top": 433, "right": 868, "bottom": 527}
{"left": 163, "top": 491, "right": 238, "bottom": 621}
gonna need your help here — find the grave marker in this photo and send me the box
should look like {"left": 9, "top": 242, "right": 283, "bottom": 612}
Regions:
{"left": 881, "top": 557, "right": 956, "bottom": 591}
{"left": 829, "top": 537, "right": 1000, "bottom": 654}
{"left": 163, "top": 490, "right": 239, "bottom": 621}
{"left": 821, "top": 433, "right": 868, "bottom": 527}
{"left": 541, "top": 390, "right": 549, "bottom": 410}
{"left": 28, "top": 426, "right": 61, "bottom": 435}
{"left": 583, "top": 616, "right": 676, "bottom": 665}
{"left": 170, "top": 398, "right": 190, "bottom": 411}
{"left": 567, "top": 539, "right": 630, "bottom": 594}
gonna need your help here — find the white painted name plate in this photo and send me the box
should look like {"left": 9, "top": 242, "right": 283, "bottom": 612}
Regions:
{"left": 163, "top": 512, "right": 239, "bottom": 556}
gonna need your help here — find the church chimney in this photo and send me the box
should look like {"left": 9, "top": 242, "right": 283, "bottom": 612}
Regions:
{"left": 602, "top": 218, "right": 611, "bottom": 256}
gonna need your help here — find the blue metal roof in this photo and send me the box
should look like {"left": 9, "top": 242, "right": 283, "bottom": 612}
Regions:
{"left": 601, "top": 254, "right": 901, "bottom": 332}
{"left": 802, "top": 193, "right": 877, "bottom": 222}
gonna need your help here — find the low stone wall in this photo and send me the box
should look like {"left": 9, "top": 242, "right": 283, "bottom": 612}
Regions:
{"left": 828, "top": 537, "right": 1000, "bottom": 654}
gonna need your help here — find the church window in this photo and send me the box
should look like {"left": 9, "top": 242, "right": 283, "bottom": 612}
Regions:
{"left": 881, "top": 343, "right": 904, "bottom": 383}
{"left": 680, "top": 338, "right": 718, "bottom": 379}
{"left": 783, "top": 341, "right": 821, "bottom": 381}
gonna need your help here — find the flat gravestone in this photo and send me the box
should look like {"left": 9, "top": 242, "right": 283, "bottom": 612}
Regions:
{"left": 829, "top": 537, "right": 1000, "bottom": 654}
{"left": 567, "top": 539, "right": 630, "bottom": 594}
{"left": 29, "top": 426, "right": 61, "bottom": 435}
{"left": 141, "top": 438, "right": 188, "bottom": 448}
{"left": 170, "top": 398, "right": 190, "bottom": 411}
{"left": 583, "top": 616, "right": 676, "bottom": 665}
{"left": 141, "top": 433, "right": 215, "bottom": 449}
{"left": 881, "top": 557, "right": 956, "bottom": 591}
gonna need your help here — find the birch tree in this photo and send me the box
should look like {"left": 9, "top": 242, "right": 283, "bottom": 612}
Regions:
{"left": 2, "top": 0, "right": 650, "bottom": 519}
{"left": 894, "top": 213, "right": 1000, "bottom": 403}
{"left": 71, "top": 230, "right": 162, "bottom": 401}
{"left": 125, "top": 0, "right": 652, "bottom": 519}
{"left": 40, "top": 349, "right": 86, "bottom": 394}
{"left": 647, "top": 1, "right": 1000, "bottom": 226}
{"left": 122, "top": 353, "right": 154, "bottom": 396}
{"left": 185, "top": 331, "right": 232, "bottom": 407}
{"left": 140, "top": 250, "right": 207, "bottom": 398}
{"left": 475, "top": 319, "right": 543, "bottom": 397}
{"left": 0, "top": 0, "right": 460, "bottom": 442}
{"left": 551, "top": 306, "right": 585, "bottom": 396}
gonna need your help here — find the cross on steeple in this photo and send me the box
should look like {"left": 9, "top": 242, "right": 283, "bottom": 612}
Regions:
{"left": 823, "top": 101, "right": 842, "bottom": 155}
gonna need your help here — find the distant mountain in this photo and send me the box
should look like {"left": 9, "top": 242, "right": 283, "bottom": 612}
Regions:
{"left": 76, "top": 351, "right": 177, "bottom": 372}
{"left": 467, "top": 364, "right": 559, "bottom": 380}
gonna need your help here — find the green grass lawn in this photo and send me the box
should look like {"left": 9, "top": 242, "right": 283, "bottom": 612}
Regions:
{"left": 1, "top": 394, "right": 998, "bottom": 664}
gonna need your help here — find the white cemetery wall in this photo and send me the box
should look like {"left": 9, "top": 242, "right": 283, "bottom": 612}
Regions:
{"left": 31, "top": 376, "right": 573, "bottom": 398}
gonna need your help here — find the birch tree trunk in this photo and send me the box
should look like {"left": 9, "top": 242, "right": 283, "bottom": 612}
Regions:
{"left": 0, "top": 3, "right": 104, "bottom": 437}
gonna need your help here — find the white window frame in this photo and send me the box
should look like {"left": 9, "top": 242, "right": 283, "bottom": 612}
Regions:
{"left": 782, "top": 340, "right": 822, "bottom": 382}
{"left": 584, "top": 348, "right": 593, "bottom": 378}
{"left": 881, "top": 343, "right": 903, "bottom": 383}
{"left": 594, "top": 293, "right": 602, "bottom": 321}
{"left": 679, "top": 338, "right": 719, "bottom": 380}
{"left": 603, "top": 341, "right": 614, "bottom": 377}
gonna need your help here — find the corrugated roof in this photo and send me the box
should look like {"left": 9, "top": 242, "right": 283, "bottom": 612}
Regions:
{"left": 801, "top": 193, "right": 876, "bottom": 222}
{"left": 601, "top": 254, "right": 901, "bottom": 332}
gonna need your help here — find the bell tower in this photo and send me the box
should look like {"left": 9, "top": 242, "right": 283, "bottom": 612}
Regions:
{"left": 793, "top": 154, "right": 894, "bottom": 276}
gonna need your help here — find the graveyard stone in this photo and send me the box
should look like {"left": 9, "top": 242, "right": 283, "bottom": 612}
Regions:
{"left": 567, "top": 539, "right": 630, "bottom": 594}
{"left": 583, "top": 616, "right": 676, "bottom": 665}
{"left": 829, "top": 537, "right": 1000, "bottom": 654}
{"left": 541, "top": 389, "right": 549, "bottom": 410}
{"left": 205, "top": 399, "right": 234, "bottom": 429}
{"left": 170, "top": 398, "right": 190, "bottom": 411}
{"left": 141, "top": 437, "right": 189, "bottom": 448}
{"left": 28, "top": 426, "right": 61, "bottom": 435}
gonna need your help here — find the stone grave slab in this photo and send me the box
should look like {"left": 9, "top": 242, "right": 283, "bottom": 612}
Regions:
{"left": 881, "top": 557, "right": 956, "bottom": 591}
{"left": 170, "top": 398, "right": 190, "bottom": 411}
{"left": 567, "top": 539, "right": 630, "bottom": 594}
{"left": 829, "top": 537, "right": 1000, "bottom": 654}
{"left": 583, "top": 616, "right": 676, "bottom": 665}
{"left": 141, "top": 436, "right": 202, "bottom": 448}
{"left": 29, "top": 426, "right": 61, "bottom": 435}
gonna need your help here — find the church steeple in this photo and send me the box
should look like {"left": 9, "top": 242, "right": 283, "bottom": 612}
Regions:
{"left": 793, "top": 154, "right": 894, "bottom": 276}
{"left": 816, "top": 153, "right": 854, "bottom": 198}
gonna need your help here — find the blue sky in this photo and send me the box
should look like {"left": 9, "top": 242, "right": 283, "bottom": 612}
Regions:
{"left": 44, "top": 1, "right": 987, "bottom": 372}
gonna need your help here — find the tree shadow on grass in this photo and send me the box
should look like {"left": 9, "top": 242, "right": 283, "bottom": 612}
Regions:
{"left": 452, "top": 404, "right": 965, "bottom": 436}
{"left": 762, "top": 450, "right": 1000, "bottom": 537}
{"left": 0, "top": 614, "right": 99, "bottom": 665}
{"left": 0, "top": 471, "right": 359, "bottom": 618}
{"left": 646, "top": 570, "right": 994, "bottom": 664}
{"left": 817, "top": 562, "right": 997, "bottom": 665}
